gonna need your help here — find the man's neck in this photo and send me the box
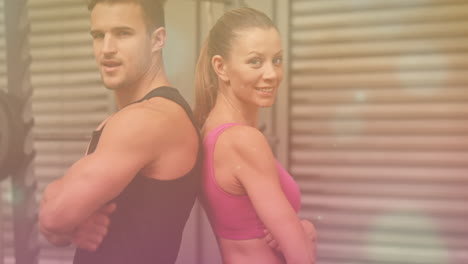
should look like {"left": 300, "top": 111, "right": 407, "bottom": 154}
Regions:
{"left": 114, "top": 64, "right": 170, "bottom": 109}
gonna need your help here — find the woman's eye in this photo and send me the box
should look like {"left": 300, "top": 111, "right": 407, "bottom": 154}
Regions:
{"left": 249, "top": 58, "right": 262, "bottom": 66}
{"left": 273, "top": 57, "right": 283, "bottom": 65}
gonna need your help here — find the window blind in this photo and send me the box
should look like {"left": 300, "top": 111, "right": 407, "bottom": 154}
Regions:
{"left": 289, "top": 1, "right": 468, "bottom": 263}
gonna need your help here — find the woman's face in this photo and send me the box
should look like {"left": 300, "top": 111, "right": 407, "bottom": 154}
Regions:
{"left": 223, "top": 27, "right": 284, "bottom": 108}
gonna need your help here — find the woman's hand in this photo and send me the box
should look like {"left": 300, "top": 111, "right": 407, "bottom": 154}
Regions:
{"left": 264, "top": 219, "right": 317, "bottom": 253}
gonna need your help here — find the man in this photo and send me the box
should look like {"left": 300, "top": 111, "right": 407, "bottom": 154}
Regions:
{"left": 39, "top": 0, "right": 201, "bottom": 263}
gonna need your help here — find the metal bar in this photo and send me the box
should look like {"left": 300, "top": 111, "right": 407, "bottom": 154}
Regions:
{"left": 35, "top": 133, "right": 91, "bottom": 141}
{"left": 4, "top": 0, "right": 39, "bottom": 263}
{"left": 0, "top": 183, "right": 3, "bottom": 264}
{"left": 199, "top": 0, "right": 230, "bottom": 3}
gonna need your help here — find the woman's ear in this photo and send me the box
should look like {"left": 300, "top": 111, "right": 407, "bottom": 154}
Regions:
{"left": 151, "top": 27, "right": 167, "bottom": 53}
{"left": 212, "top": 55, "right": 229, "bottom": 82}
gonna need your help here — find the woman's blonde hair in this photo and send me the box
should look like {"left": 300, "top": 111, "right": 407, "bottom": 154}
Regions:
{"left": 193, "top": 7, "right": 277, "bottom": 128}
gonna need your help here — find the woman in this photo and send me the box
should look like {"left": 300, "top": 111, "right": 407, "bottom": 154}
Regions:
{"left": 194, "top": 7, "right": 316, "bottom": 264}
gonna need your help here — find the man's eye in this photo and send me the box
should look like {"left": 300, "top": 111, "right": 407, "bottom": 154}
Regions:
{"left": 118, "top": 31, "right": 131, "bottom": 37}
{"left": 91, "top": 33, "right": 104, "bottom": 39}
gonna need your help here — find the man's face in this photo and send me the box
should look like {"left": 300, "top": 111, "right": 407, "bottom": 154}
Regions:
{"left": 90, "top": 2, "right": 153, "bottom": 90}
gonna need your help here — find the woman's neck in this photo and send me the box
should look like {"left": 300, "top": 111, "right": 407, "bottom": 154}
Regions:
{"left": 210, "top": 92, "right": 258, "bottom": 127}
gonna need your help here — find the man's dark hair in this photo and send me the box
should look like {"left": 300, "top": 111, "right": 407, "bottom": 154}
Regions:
{"left": 88, "top": 0, "right": 167, "bottom": 32}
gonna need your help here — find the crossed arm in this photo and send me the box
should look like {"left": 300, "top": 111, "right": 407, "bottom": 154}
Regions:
{"left": 39, "top": 107, "right": 164, "bottom": 249}
{"left": 39, "top": 200, "right": 116, "bottom": 251}
{"left": 220, "top": 126, "right": 316, "bottom": 263}
{"left": 264, "top": 219, "right": 317, "bottom": 254}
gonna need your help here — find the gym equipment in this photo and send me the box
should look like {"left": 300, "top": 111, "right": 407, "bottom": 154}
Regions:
{"left": 0, "top": 91, "right": 25, "bottom": 181}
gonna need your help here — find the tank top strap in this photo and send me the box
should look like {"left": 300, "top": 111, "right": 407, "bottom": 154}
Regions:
{"left": 88, "top": 86, "right": 199, "bottom": 155}
{"left": 133, "top": 86, "right": 197, "bottom": 128}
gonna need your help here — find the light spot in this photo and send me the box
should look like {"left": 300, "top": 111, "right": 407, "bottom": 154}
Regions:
{"left": 398, "top": 54, "right": 449, "bottom": 96}
{"left": 366, "top": 210, "right": 450, "bottom": 263}
{"left": 354, "top": 91, "right": 367, "bottom": 102}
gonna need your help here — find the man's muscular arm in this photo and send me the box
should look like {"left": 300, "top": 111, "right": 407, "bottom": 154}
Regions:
{"left": 39, "top": 106, "right": 167, "bottom": 236}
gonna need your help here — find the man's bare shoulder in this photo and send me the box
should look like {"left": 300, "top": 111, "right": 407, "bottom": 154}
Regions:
{"left": 92, "top": 106, "right": 165, "bottom": 156}
{"left": 107, "top": 103, "right": 168, "bottom": 135}
{"left": 105, "top": 98, "right": 196, "bottom": 145}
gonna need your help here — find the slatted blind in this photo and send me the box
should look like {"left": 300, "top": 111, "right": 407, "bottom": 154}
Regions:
{"left": 290, "top": 1, "right": 468, "bottom": 264}
{"left": 0, "top": 1, "right": 5, "bottom": 90}
{"left": 0, "top": 0, "right": 9, "bottom": 262}
{"left": 27, "top": 0, "right": 111, "bottom": 263}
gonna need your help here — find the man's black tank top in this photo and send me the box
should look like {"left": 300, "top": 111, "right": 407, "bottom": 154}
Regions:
{"left": 73, "top": 87, "right": 201, "bottom": 264}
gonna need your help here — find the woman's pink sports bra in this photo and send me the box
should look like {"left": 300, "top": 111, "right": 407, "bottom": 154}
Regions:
{"left": 200, "top": 123, "right": 301, "bottom": 240}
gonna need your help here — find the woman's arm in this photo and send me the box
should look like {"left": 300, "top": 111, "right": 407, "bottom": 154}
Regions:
{"left": 219, "top": 126, "right": 314, "bottom": 264}
{"left": 264, "top": 219, "right": 317, "bottom": 256}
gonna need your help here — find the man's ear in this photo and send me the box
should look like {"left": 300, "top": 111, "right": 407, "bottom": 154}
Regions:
{"left": 151, "top": 27, "right": 167, "bottom": 52}
{"left": 212, "top": 55, "right": 229, "bottom": 82}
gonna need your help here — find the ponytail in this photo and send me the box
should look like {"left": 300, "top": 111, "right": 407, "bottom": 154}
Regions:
{"left": 194, "top": 39, "right": 218, "bottom": 129}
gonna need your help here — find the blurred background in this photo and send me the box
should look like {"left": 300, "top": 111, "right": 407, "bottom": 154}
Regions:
{"left": 0, "top": 0, "right": 467, "bottom": 263}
